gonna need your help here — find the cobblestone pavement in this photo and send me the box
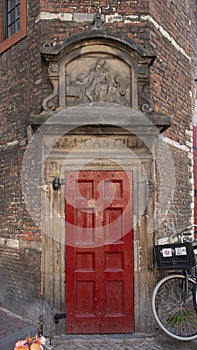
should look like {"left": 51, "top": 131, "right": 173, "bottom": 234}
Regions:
{"left": 0, "top": 307, "right": 197, "bottom": 350}
{"left": 0, "top": 307, "right": 28, "bottom": 338}
{"left": 47, "top": 333, "right": 197, "bottom": 350}
{"left": 0, "top": 307, "right": 37, "bottom": 350}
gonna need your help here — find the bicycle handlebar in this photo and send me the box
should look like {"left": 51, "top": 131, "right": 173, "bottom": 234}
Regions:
{"left": 172, "top": 224, "right": 197, "bottom": 240}
{"left": 179, "top": 224, "right": 197, "bottom": 233}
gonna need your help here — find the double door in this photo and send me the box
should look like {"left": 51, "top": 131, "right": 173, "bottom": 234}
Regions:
{"left": 65, "top": 171, "right": 134, "bottom": 333}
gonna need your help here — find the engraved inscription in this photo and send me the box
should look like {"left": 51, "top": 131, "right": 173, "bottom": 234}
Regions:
{"left": 54, "top": 135, "right": 144, "bottom": 151}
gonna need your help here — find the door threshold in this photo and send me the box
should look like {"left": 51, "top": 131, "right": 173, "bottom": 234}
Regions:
{"left": 53, "top": 333, "right": 151, "bottom": 340}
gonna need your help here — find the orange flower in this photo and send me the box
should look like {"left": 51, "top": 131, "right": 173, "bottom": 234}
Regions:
{"left": 14, "top": 335, "right": 46, "bottom": 350}
{"left": 25, "top": 336, "right": 33, "bottom": 346}
{"left": 30, "top": 344, "right": 41, "bottom": 350}
{"left": 14, "top": 340, "right": 28, "bottom": 349}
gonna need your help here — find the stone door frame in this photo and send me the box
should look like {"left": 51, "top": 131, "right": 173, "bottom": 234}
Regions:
{"left": 31, "top": 29, "right": 172, "bottom": 335}
{"left": 31, "top": 104, "right": 171, "bottom": 335}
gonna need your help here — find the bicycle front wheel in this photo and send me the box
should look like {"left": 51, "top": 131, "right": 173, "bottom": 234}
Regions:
{"left": 152, "top": 274, "right": 197, "bottom": 341}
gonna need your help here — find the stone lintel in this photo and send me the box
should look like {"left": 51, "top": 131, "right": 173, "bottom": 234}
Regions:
{"left": 29, "top": 105, "right": 171, "bottom": 134}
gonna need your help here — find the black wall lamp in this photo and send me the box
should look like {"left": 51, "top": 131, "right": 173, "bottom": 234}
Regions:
{"left": 52, "top": 177, "right": 66, "bottom": 191}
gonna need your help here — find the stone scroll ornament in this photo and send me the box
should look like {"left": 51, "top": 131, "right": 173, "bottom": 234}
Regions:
{"left": 138, "top": 80, "right": 154, "bottom": 113}
{"left": 42, "top": 63, "right": 59, "bottom": 112}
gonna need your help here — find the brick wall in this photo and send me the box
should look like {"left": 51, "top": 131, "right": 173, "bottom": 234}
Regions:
{"left": 0, "top": 0, "right": 43, "bottom": 324}
{"left": 194, "top": 127, "right": 197, "bottom": 234}
{"left": 191, "top": 0, "right": 197, "bottom": 233}
{"left": 149, "top": 0, "right": 192, "bottom": 139}
{"left": 38, "top": 0, "right": 150, "bottom": 45}
{"left": 0, "top": 0, "right": 196, "bottom": 327}
{"left": 147, "top": 0, "right": 193, "bottom": 233}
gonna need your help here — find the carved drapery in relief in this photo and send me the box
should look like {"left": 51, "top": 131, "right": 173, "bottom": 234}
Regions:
{"left": 65, "top": 57, "right": 130, "bottom": 106}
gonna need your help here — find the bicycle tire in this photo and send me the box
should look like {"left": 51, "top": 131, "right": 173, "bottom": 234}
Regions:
{"left": 193, "top": 281, "right": 197, "bottom": 314}
{"left": 152, "top": 274, "right": 197, "bottom": 341}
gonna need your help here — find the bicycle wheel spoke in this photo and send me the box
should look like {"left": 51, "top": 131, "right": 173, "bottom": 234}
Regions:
{"left": 152, "top": 275, "right": 197, "bottom": 340}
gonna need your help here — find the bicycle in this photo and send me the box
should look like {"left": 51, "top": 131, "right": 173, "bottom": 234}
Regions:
{"left": 152, "top": 224, "right": 197, "bottom": 341}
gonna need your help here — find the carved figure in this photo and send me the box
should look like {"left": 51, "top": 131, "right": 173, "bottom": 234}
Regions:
{"left": 77, "top": 58, "right": 113, "bottom": 103}
{"left": 65, "top": 59, "right": 130, "bottom": 106}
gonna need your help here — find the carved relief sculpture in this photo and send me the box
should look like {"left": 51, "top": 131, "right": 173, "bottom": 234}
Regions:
{"left": 66, "top": 58, "right": 130, "bottom": 106}
{"left": 40, "top": 33, "right": 156, "bottom": 112}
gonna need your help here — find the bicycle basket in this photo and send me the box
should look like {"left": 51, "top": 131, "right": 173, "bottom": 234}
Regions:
{"left": 154, "top": 242, "right": 197, "bottom": 270}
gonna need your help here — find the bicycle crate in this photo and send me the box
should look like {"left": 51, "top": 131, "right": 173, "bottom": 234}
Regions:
{"left": 154, "top": 242, "right": 197, "bottom": 270}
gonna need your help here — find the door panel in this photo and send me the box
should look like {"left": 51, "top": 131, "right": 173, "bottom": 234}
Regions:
{"left": 65, "top": 171, "right": 134, "bottom": 333}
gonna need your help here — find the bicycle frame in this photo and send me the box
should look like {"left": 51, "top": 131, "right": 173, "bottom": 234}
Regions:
{"left": 181, "top": 268, "right": 197, "bottom": 307}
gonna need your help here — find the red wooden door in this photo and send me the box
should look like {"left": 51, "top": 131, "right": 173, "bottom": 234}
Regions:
{"left": 65, "top": 171, "right": 134, "bottom": 333}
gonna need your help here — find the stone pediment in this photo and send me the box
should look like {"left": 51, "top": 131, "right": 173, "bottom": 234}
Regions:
{"left": 40, "top": 30, "right": 157, "bottom": 113}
